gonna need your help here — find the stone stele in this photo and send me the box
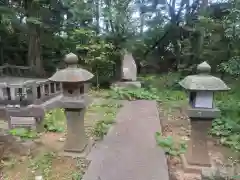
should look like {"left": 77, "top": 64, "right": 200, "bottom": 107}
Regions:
{"left": 121, "top": 52, "right": 137, "bottom": 81}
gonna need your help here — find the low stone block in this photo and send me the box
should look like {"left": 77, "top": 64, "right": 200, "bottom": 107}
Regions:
{"left": 201, "top": 167, "right": 236, "bottom": 180}
{"left": 9, "top": 116, "right": 36, "bottom": 129}
{"left": 111, "top": 81, "right": 141, "bottom": 89}
{"left": 6, "top": 106, "right": 45, "bottom": 131}
{"left": 201, "top": 168, "right": 216, "bottom": 180}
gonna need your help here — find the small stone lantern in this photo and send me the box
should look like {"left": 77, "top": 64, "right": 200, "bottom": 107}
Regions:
{"left": 179, "top": 61, "right": 229, "bottom": 172}
{"left": 49, "top": 53, "right": 94, "bottom": 155}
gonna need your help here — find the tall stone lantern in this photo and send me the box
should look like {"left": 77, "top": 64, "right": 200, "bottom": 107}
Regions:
{"left": 49, "top": 53, "right": 94, "bottom": 155}
{"left": 179, "top": 61, "right": 229, "bottom": 172}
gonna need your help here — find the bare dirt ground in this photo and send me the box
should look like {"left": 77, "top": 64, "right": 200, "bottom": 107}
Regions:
{"left": 3, "top": 132, "right": 85, "bottom": 180}
{"left": 159, "top": 103, "right": 239, "bottom": 180}
{"left": 0, "top": 98, "right": 120, "bottom": 180}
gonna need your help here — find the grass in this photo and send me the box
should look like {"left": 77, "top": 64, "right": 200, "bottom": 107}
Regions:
{"left": 139, "top": 73, "right": 186, "bottom": 103}
{"left": 9, "top": 128, "right": 38, "bottom": 139}
{"left": 91, "top": 100, "right": 122, "bottom": 139}
{"left": 28, "top": 152, "right": 84, "bottom": 180}
{"left": 44, "top": 108, "right": 66, "bottom": 132}
{"left": 211, "top": 82, "right": 240, "bottom": 152}
{"left": 29, "top": 152, "right": 55, "bottom": 178}
{"left": 155, "top": 132, "right": 187, "bottom": 157}
{"left": 2, "top": 152, "right": 85, "bottom": 180}
{"left": 107, "top": 72, "right": 187, "bottom": 109}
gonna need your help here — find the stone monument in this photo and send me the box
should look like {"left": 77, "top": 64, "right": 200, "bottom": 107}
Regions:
{"left": 179, "top": 61, "right": 230, "bottom": 173}
{"left": 112, "top": 50, "right": 141, "bottom": 88}
{"left": 122, "top": 52, "right": 137, "bottom": 81}
{"left": 49, "top": 53, "right": 94, "bottom": 156}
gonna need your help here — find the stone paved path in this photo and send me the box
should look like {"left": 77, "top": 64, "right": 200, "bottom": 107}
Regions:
{"left": 83, "top": 100, "right": 169, "bottom": 180}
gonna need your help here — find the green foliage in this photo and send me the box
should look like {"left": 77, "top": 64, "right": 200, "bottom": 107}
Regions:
{"left": 110, "top": 87, "right": 161, "bottom": 101}
{"left": 131, "top": 74, "right": 186, "bottom": 107}
{"left": 139, "top": 73, "right": 183, "bottom": 90}
{"left": 92, "top": 120, "right": 113, "bottom": 139}
{"left": 71, "top": 157, "right": 84, "bottom": 180}
{"left": 9, "top": 128, "right": 38, "bottom": 139}
{"left": 71, "top": 171, "right": 83, "bottom": 180}
{"left": 107, "top": 74, "right": 186, "bottom": 112}
{"left": 1, "top": 0, "right": 240, "bottom": 79}
{"left": 155, "top": 132, "right": 187, "bottom": 157}
{"left": 223, "top": 0, "right": 240, "bottom": 40}
{"left": 91, "top": 101, "right": 121, "bottom": 139}
{"left": 69, "top": 28, "right": 119, "bottom": 86}
{"left": 211, "top": 87, "right": 240, "bottom": 151}
{"left": 44, "top": 108, "right": 65, "bottom": 132}
{"left": 211, "top": 118, "right": 240, "bottom": 151}
{"left": 219, "top": 56, "right": 240, "bottom": 76}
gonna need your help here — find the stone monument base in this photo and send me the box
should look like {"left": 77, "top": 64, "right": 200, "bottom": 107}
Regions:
{"left": 59, "top": 139, "right": 94, "bottom": 158}
{"left": 111, "top": 81, "right": 141, "bottom": 89}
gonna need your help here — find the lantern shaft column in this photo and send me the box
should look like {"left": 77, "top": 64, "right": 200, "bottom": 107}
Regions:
{"left": 185, "top": 119, "right": 212, "bottom": 167}
{"left": 64, "top": 108, "right": 87, "bottom": 152}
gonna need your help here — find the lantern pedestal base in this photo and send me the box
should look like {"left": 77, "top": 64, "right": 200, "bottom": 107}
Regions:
{"left": 180, "top": 154, "right": 211, "bottom": 174}
{"left": 181, "top": 119, "right": 212, "bottom": 173}
{"left": 60, "top": 139, "right": 94, "bottom": 158}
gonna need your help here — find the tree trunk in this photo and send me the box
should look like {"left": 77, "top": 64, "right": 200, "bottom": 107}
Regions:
{"left": 201, "top": 0, "right": 208, "bottom": 10}
{"left": 105, "top": 0, "right": 114, "bottom": 33}
{"left": 140, "top": 12, "right": 144, "bottom": 35}
{"left": 173, "top": 40, "right": 180, "bottom": 71}
{"left": 95, "top": 0, "right": 100, "bottom": 34}
{"left": 0, "top": 36, "right": 3, "bottom": 65}
{"left": 27, "top": 26, "right": 43, "bottom": 76}
{"left": 34, "top": 28, "right": 43, "bottom": 76}
{"left": 26, "top": 0, "right": 44, "bottom": 77}
{"left": 28, "top": 28, "right": 35, "bottom": 68}
{"left": 190, "top": 0, "right": 208, "bottom": 64}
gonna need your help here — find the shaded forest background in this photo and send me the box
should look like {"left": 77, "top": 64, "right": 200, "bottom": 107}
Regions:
{"left": 0, "top": 0, "right": 240, "bottom": 85}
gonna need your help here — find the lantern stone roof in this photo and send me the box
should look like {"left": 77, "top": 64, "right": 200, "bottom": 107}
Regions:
{"left": 179, "top": 61, "right": 230, "bottom": 91}
{"left": 49, "top": 53, "right": 94, "bottom": 82}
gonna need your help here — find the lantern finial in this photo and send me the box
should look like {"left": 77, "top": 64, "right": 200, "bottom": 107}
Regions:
{"left": 197, "top": 61, "right": 211, "bottom": 74}
{"left": 64, "top": 53, "right": 78, "bottom": 67}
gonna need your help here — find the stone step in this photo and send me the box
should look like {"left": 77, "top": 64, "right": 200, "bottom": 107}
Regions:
{"left": 83, "top": 100, "right": 169, "bottom": 180}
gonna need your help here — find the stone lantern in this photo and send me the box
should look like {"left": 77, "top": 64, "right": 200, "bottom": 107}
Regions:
{"left": 49, "top": 53, "right": 94, "bottom": 156}
{"left": 179, "top": 61, "right": 230, "bottom": 172}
